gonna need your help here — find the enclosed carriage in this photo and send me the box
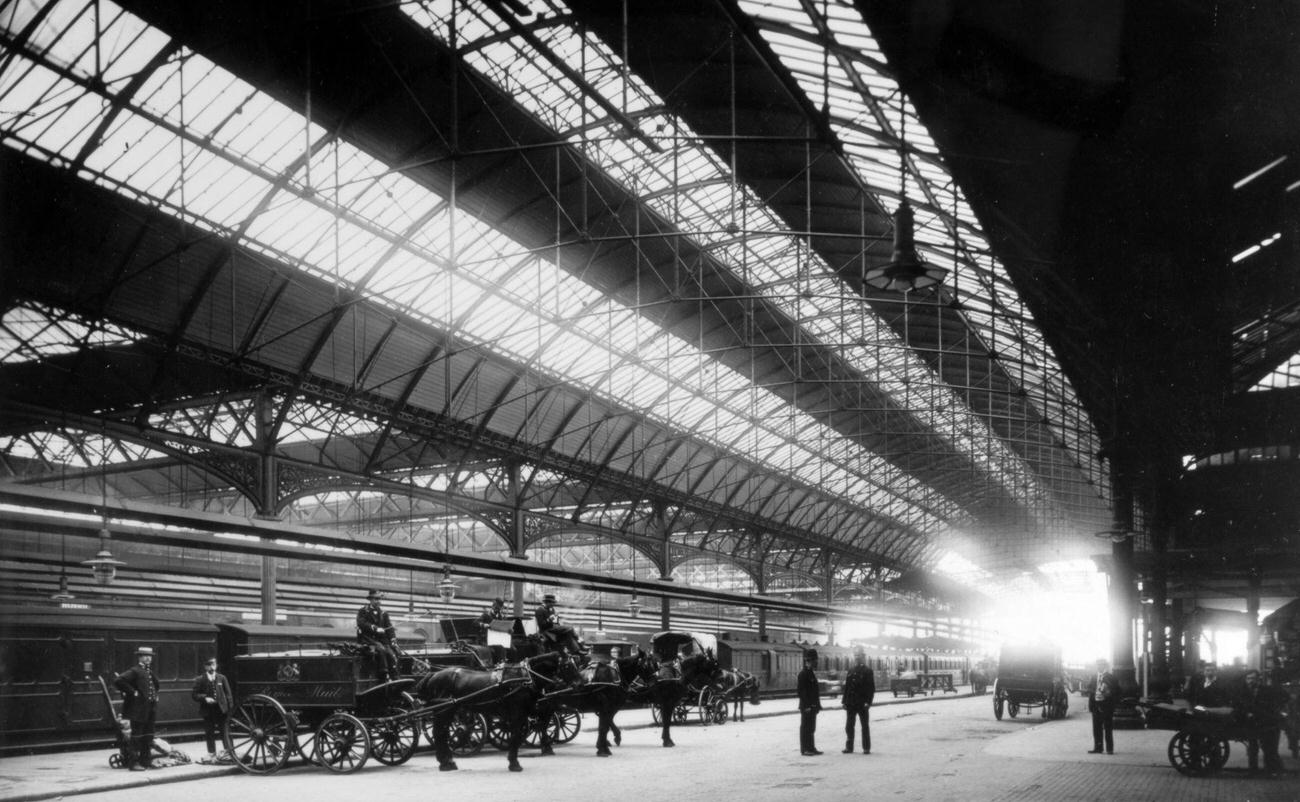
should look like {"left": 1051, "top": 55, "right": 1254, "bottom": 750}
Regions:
{"left": 991, "top": 643, "right": 1069, "bottom": 721}
{"left": 650, "top": 631, "right": 727, "bottom": 725}
{"left": 216, "top": 622, "right": 477, "bottom": 774}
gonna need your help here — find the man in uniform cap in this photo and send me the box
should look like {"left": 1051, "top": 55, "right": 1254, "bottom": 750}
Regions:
{"left": 797, "top": 649, "right": 823, "bottom": 755}
{"left": 356, "top": 589, "right": 399, "bottom": 681}
{"left": 114, "top": 646, "right": 160, "bottom": 770}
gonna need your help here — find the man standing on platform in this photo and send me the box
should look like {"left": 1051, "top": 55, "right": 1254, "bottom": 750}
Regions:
{"left": 191, "top": 656, "right": 232, "bottom": 759}
{"left": 356, "top": 588, "right": 399, "bottom": 681}
{"left": 114, "top": 645, "right": 160, "bottom": 771}
{"left": 1236, "top": 668, "right": 1287, "bottom": 774}
{"left": 841, "top": 647, "right": 875, "bottom": 754}
{"left": 1085, "top": 657, "right": 1117, "bottom": 755}
{"left": 797, "top": 649, "right": 823, "bottom": 756}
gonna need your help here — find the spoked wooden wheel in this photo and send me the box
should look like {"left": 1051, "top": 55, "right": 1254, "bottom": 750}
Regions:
{"left": 486, "top": 714, "right": 511, "bottom": 750}
{"left": 449, "top": 710, "right": 485, "bottom": 757}
{"left": 672, "top": 699, "right": 689, "bottom": 725}
{"left": 993, "top": 693, "right": 1004, "bottom": 720}
{"left": 710, "top": 695, "right": 729, "bottom": 725}
{"left": 314, "top": 712, "right": 371, "bottom": 773}
{"left": 1008, "top": 701, "right": 1020, "bottom": 718}
{"left": 224, "top": 695, "right": 294, "bottom": 775}
{"left": 1167, "top": 731, "right": 1228, "bottom": 776}
{"left": 549, "top": 707, "right": 581, "bottom": 744}
{"left": 369, "top": 709, "right": 418, "bottom": 766}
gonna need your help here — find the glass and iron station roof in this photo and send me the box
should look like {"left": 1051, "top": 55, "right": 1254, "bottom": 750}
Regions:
{"left": 2, "top": 0, "right": 1296, "bottom": 626}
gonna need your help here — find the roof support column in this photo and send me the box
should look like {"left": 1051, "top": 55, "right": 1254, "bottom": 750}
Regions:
{"left": 1168, "top": 597, "right": 1185, "bottom": 677}
{"left": 508, "top": 459, "right": 527, "bottom": 619}
{"left": 756, "top": 560, "right": 768, "bottom": 642}
{"left": 1246, "top": 570, "right": 1262, "bottom": 669}
{"left": 1101, "top": 443, "right": 1140, "bottom": 717}
{"left": 654, "top": 502, "right": 672, "bottom": 630}
{"left": 256, "top": 393, "right": 278, "bottom": 626}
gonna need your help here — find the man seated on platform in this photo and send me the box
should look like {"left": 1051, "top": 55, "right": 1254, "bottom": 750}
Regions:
{"left": 534, "top": 592, "right": 587, "bottom": 655}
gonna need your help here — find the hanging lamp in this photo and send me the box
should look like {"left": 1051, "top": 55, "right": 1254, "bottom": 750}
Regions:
{"left": 51, "top": 533, "right": 76, "bottom": 601}
{"left": 82, "top": 521, "right": 125, "bottom": 586}
{"left": 862, "top": 111, "right": 947, "bottom": 293}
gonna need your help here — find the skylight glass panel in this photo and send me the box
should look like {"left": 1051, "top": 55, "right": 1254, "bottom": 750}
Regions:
{"left": 2, "top": 1, "right": 945, "bottom": 548}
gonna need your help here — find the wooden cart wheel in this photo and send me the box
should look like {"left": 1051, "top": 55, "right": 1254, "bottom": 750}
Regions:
{"left": 993, "top": 693, "right": 1004, "bottom": 720}
{"left": 224, "top": 694, "right": 294, "bottom": 775}
{"left": 449, "top": 710, "right": 486, "bottom": 756}
{"left": 314, "top": 712, "right": 371, "bottom": 773}
{"left": 549, "top": 706, "right": 581, "bottom": 744}
{"left": 1167, "top": 731, "right": 1226, "bottom": 776}
{"left": 369, "top": 709, "right": 418, "bottom": 766}
{"left": 697, "top": 689, "right": 715, "bottom": 725}
{"left": 1008, "top": 701, "right": 1020, "bottom": 718}
{"left": 651, "top": 704, "right": 663, "bottom": 725}
{"left": 672, "top": 699, "right": 689, "bottom": 725}
{"left": 711, "top": 695, "right": 729, "bottom": 725}
{"left": 486, "top": 714, "right": 511, "bottom": 750}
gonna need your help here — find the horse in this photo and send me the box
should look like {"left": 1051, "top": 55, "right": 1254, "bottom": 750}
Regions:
{"left": 411, "top": 651, "right": 578, "bottom": 772}
{"left": 715, "top": 667, "right": 761, "bottom": 721}
{"left": 618, "top": 650, "right": 686, "bottom": 747}
{"left": 532, "top": 655, "right": 626, "bottom": 757}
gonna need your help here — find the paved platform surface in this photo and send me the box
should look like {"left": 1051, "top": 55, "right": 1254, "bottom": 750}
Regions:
{"left": 1, "top": 690, "right": 1295, "bottom": 802}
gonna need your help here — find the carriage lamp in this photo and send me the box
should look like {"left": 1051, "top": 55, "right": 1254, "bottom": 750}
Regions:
{"left": 436, "top": 563, "right": 459, "bottom": 602}
{"left": 626, "top": 594, "right": 642, "bottom": 618}
{"left": 82, "top": 526, "right": 126, "bottom": 586}
{"left": 744, "top": 607, "right": 758, "bottom": 628}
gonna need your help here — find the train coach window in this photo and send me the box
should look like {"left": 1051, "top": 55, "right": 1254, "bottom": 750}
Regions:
{"left": 1, "top": 640, "right": 62, "bottom": 684}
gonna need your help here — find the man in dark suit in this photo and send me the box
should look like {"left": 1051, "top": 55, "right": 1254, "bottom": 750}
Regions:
{"left": 191, "top": 656, "right": 233, "bottom": 758}
{"left": 841, "top": 648, "right": 875, "bottom": 754}
{"left": 797, "top": 649, "right": 823, "bottom": 756}
{"left": 1235, "top": 668, "right": 1288, "bottom": 774}
{"left": 1184, "top": 662, "right": 1230, "bottom": 708}
{"left": 356, "top": 588, "right": 399, "bottom": 681}
{"left": 114, "top": 645, "right": 160, "bottom": 771}
{"left": 1085, "top": 657, "right": 1117, "bottom": 754}
{"left": 534, "top": 592, "right": 586, "bottom": 655}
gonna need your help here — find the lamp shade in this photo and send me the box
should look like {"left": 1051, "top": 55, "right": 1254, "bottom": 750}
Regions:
{"left": 82, "top": 528, "right": 125, "bottom": 586}
{"left": 437, "top": 564, "right": 458, "bottom": 602}
{"left": 863, "top": 201, "right": 947, "bottom": 292}
{"left": 626, "top": 595, "right": 642, "bottom": 618}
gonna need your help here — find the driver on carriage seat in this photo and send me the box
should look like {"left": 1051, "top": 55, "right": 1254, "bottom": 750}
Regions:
{"left": 356, "top": 589, "right": 399, "bottom": 682}
{"left": 534, "top": 593, "right": 588, "bottom": 656}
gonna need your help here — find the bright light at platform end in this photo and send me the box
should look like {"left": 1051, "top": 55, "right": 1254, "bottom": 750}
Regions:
{"left": 987, "top": 563, "right": 1109, "bottom": 668}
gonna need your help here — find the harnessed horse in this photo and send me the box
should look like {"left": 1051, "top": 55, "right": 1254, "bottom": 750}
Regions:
{"left": 534, "top": 656, "right": 626, "bottom": 757}
{"left": 715, "top": 667, "right": 761, "bottom": 721}
{"left": 412, "top": 651, "right": 578, "bottom": 772}
{"left": 617, "top": 650, "right": 686, "bottom": 747}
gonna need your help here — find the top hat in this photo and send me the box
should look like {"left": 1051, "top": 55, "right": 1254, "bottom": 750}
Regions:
{"left": 542, "top": 593, "right": 557, "bottom": 603}
{"left": 136, "top": 646, "right": 154, "bottom": 656}
{"left": 367, "top": 589, "right": 383, "bottom": 599}
{"left": 804, "top": 649, "right": 818, "bottom": 662}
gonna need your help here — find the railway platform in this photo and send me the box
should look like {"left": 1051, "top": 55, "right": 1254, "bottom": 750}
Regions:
{"left": 1, "top": 690, "right": 1295, "bottom": 802}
